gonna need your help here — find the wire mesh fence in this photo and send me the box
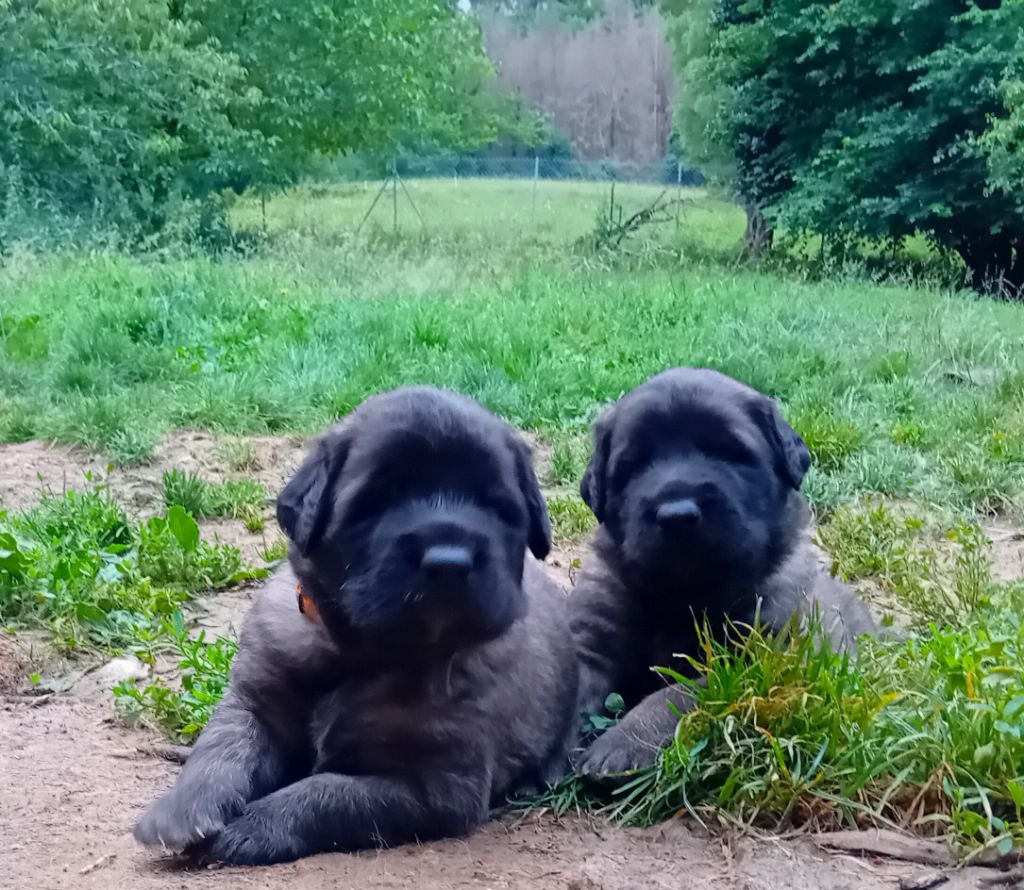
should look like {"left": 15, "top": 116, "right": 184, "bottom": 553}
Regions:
{"left": 332, "top": 154, "right": 705, "bottom": 187}
{"left": 286, "top": 154, "right": 716, "bottom": 246}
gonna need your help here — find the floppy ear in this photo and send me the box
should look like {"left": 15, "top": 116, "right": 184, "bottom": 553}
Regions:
{"left": 513, "top": 439, "right": 552, "bottom": 560}
{"left": 276, "top": 428, "right": 350, "bottom": 555}
{"left": 754, "top": 398, "right": 810, "bottom": 490}
{"left": 580, "top": 413, "right": 612, "bottom": 524}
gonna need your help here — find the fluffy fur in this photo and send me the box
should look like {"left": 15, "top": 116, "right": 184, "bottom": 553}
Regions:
{"left": 135, "top": 387, "right": 578, "bottom": 865}
{"left": 569, "top": 368, "right": 874, "bottom": 776}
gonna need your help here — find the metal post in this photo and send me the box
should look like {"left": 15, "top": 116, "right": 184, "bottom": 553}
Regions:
{"left": 392, "top": 156, "right": 398, "bottom": 235}
{"left": 675, "top": 161, "right": 683, "bottom": 230}
{"left": 532, "top": 156, "right": 539, "bottom": 222}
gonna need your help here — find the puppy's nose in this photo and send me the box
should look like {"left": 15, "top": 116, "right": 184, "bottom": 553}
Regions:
{"left": 420, "top": 545, "right": 474, "bottom": 579}
{"left": 656, "top": 499, "right": 702, "bottom": 529}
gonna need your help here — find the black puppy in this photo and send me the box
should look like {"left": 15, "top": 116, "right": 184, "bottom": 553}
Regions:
{"left": 134, "top": 387, "right": 578, "bottom": 865}
{"left": 570, "top": 368, "right": 874, "bottom": 776}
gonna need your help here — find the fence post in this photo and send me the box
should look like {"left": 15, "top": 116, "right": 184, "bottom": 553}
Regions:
{"left": 676, "top": 160, "right": 683, "bottom": 230}
{"left": 532, "top": 156, "right": 540, "bottom": 223}
{"left": 392, "top": 156, "right": 398, "bottom": 235}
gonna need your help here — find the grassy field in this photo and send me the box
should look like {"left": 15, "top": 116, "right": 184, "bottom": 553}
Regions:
{"left": 3, "top": 179, "right": 1024, "bottom": 512}
{"left": 3, "top": 177, "right": 1024, "bottom": 855}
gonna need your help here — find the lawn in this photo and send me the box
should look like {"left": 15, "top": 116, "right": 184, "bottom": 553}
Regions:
{"left": 2, "top": 177, "right": 1024, "bottom": 855}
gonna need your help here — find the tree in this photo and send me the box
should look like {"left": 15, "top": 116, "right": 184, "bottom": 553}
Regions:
{"left": 0, "top": 0, "right": 511, "bottom": 237}
{"left": 483, "top": 0, "right": 676, "bottom": 163}
{"left": 663, "top": 0, "right": 1024, "bottom": 289}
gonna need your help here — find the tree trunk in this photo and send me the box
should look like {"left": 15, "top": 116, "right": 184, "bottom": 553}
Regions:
{"left": 956, "top": 235, "right": 1024, "bottom": 299}
{"left": 741, "top": 199, "right": 774, "bottom": 257}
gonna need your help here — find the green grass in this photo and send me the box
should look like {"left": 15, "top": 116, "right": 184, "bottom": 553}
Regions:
{"left": 2, "top": 177, "right": 1024, "bottom": 856}
{"left": 548, "top": 494, "right": 598, "bottom": 544}
{"left": 0, "top": 482, "right": 262, "bottom": 651}
{"left": 541, "top": 597, "right": 1024, "bottom": 857}
{"left": 3, "top": 193, "right": 1024, "bottom": 513}
{"left": 818, "top": 501, "right": 993, "bottom": 626}
{"left": 162, "top": 469, "right": 266, "bottom": 520}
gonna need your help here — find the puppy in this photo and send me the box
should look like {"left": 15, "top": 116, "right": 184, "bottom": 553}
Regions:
{"left": 569, "top": 368, "right": 874, "bottom": 776}
{"left": 134, "top": 387, "right": 578, "bottom": 865}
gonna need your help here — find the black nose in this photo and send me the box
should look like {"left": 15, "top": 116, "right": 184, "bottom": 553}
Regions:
{"left": 656, "top": 498, "right": 702, "bottom": 529}
{"left": 420, "top": 545, "right": 473, "bottom": 580}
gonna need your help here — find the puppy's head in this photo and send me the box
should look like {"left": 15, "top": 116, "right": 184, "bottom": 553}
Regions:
{"left": 276, "top": 387, "right": 550, "bottom": 660}
{"left": 581, "top": 368, "right": 809, "bottom": 596}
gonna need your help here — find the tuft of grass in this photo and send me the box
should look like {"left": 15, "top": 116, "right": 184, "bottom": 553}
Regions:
{"left": 529, "top": 595, "right": 1024, "bottom": 856}
{"left": 261, "top": 537, "right": 288, "bottom": 563}
{"left": 0, "top": 482, "right": 262, "bottom": 650}
{"left": 218, "top": 437, "right": 261, "bottom": 473}
{"left": 789, "top": 404, "right": 867, "bottom": 473}
{"left": 818, "top": 500, "right": 993, "bottom": 625}
{"left": 162, "top": 469, "right": 266, "bottom": 520}
{"left": 548, "top": 494, "right": 597, "bottom": 544}
{"left": 546, "top": 430, "right": 591, "bottom": 488}
{"left": 243, "top": 511, "right": 266, "bottom": 533}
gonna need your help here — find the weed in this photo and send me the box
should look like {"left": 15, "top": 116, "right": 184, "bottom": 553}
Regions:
{"left": 243, "top": 510, "right": 266, "bottom": 533}
{"left": 162, "top": 469, "right": 208, "bottom": 516}
{"left": 891, "top": 420, "right": 927, "bottom": 447}
{"left": 0, "top": 483, "right": 261, "bottom": 650}
{"left": 115, "top": 612, "right": 236, "bottom": 742}
{"left": 817, "top": 500, "right": 993, "bottom": 625}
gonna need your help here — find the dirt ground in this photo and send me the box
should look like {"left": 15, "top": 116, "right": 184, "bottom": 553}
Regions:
{"left": 1, "top": 432, "right": 1020, "bottom": 890}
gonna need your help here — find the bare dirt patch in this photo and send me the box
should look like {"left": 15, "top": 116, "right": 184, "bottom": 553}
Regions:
{"left": 0, "top": 633, "right": 28, "bottom": 695}
{"left": 0, "top": 431, "right": 306, "bottom": 516}
{"left": 1, "top": 433, "right": 1020, "bottom": 890}
{"left": 0, "top": 691, "right": 991, "bottom": 890}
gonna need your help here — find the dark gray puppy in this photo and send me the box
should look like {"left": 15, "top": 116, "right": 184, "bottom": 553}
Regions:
{"left": 134, "top": 386, "right": 578, "bottom": 865}
{"left": 570, "top": 368, "right": 874, "bottom": 777}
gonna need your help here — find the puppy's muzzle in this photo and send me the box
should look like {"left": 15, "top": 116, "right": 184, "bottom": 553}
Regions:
{"left": 655, "top": 498, "right": 702, "bottom": 530}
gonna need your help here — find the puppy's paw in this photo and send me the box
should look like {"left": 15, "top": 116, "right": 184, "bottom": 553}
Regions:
{"left": 194, "top": 800, "right": 299, "bottom": 866}
{"left": 134, "top": 787, "right": 238, "bottom": 852}
{"left": 573, "top": 726, "right": 659, "bottom": 780}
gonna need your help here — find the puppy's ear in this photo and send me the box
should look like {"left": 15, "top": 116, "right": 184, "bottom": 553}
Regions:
{"left": 276, "top": 429, "right": 351, "bottom": 555}
{"left": 513, "top": 439, "right": 552, "bottom": 560}
{"left": 580, "top": 413, "right": 612, "bottom": 523}
{"left": 754, "top": 399, "right": 810, "bottom": 490}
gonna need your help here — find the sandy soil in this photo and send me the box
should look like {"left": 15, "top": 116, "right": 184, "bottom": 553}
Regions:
{"left": 0, "top": 432, "right": 1018, "bottom": 890}
{"left": 0, "top": 684, "right": 996, "bottom": 890}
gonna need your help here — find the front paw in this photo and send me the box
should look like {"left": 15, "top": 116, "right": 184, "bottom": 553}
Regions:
{"left": 193, "top": 801, "right": 297, "bottom": 866}
{"left": 572, "top": 725, "right": 660, "bottom": 779}
{"left": 135, "top": 786, "right": 240, "bottom": 852}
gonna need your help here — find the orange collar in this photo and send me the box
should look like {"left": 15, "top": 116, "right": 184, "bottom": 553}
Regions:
{"left": 295, "top": 582, "right": 319, "bottom": 622}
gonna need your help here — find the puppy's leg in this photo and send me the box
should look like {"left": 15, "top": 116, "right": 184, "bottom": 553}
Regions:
{"left": 570, "top": 571, "right": 645, "bottom": 725}
{"left": 575, "top": 684, "right": 696, "bottom": 777}
{"left": 134, "top": 692, "right": 293, "bottom": 851}
{"left": 198, "top": 769, "right": 490, "bottom": 865}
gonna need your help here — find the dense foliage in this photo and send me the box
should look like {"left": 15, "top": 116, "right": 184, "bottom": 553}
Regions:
{"left": 664, "top": 0, "right": 1024, "bottom": 290}
{"left": 0, "top": 0, "right": 510, "bottom": 238}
